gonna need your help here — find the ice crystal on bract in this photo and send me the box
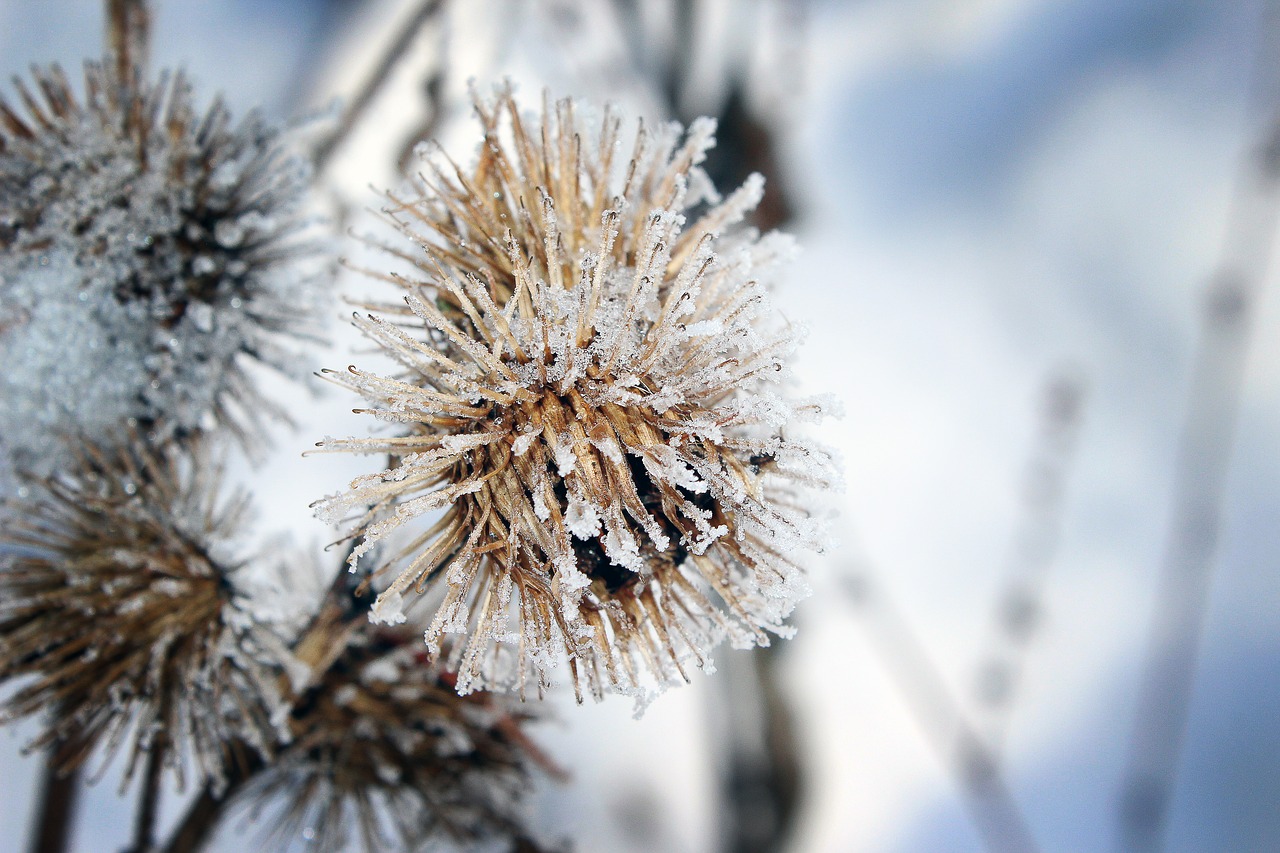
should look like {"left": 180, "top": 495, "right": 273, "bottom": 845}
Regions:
{"left": 248, "top": 630, "right": 540, "bottom": 852}
{"left": 315, "top": 88, "right": 837, "bottom": 703}
{"left": 0, "top": 438, "right": 290, "bottom": 790}
{"left": 0, "top": 60, "right": 324, "bottom": 473}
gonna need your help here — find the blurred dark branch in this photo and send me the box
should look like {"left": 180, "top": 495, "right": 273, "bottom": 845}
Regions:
{"left": 312, "top": 0, "right": 448, "bottom": 175}
{"left": 157, "top": 755, "right": 260, "bottom": 853}
{"left": 28, "top": 744, "right": 80, "bottom": 853}
{"left": 394, "top": 67, "right": 448, "bottom": 175}
{"left": 971, "top": 369, "right": 1086, "bottom": 755}
{"left": 845, "top": 570, "right": 1040, "bottom": 853}
{"left": 669, "top": 4, "right": 806, "bottom": 849}
{"left": 1115, "top": 7, "right": 1280, "bottom": 851}
{"left": 717, "top": 646, "right": 803, "bottom": 853}
{"left": 121, "top": 729, "right": 167, "bottom": 853}
{"left": 663, "top": 0, "right": 696, "bottom": 115}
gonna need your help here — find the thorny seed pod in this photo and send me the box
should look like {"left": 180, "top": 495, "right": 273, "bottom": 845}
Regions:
{"left": 0, "top": 437, "right": 291, "bottom": 791}
{"left": 314, "top": 86, "right": 838, "bottom": 705}
{"left": 0, "top": 59, "right": 326, "bottom": 478}
{"left": 247, "top": 630, "right": 546, "bottom": 852}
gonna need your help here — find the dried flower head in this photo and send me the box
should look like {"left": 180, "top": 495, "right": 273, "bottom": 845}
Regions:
{"left": 248, "top": 630, "right": 541, "bottom": 852}
{"left": 0, "top": 438, "right": 290, "bottom": 790}
{"left": 0, "top": 60, "right": 325, "bottom": 474}
{"left": 315, "top": 86, "right": 836, "bottom": 703}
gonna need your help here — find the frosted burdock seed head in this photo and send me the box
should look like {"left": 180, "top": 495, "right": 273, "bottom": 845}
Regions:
{"left": 249, "top": 631, "right": 541, "bottom": 852}
{"left": 314, "top": 86, "right": 838, "bottom": 704}
{"left": 0, "top": 60, "right": 325, "bottom": 474}
{"left": 0, "top": 438, "right": 290, "bottom": 791}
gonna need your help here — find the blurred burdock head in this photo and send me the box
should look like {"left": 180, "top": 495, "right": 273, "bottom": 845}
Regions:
{"left": 250, "top": 630, "right": 542, "bottom": 852}
{"left": 314, "top": 85, "right": 837, "bottom": 704}
{"left": 0, "top": 58, "right": 326, "bottom": 474}
{"left": 0, "top": 437, "right": 291, "bottom": 791}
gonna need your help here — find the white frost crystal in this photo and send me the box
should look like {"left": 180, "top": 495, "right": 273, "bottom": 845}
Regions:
{"left": 314, "top": 87, "right": 838, "bottom": 705}
{"left": 0, "top": 61, "right": 325, "bottom": 477}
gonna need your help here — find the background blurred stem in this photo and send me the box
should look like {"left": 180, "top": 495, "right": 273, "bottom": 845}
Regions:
{"left": 28, "top": 742, "right": 80, "bottom": 853}
{"left": 123, "top": 726, "right": 168, "bottom": 853}
{"left": 312, "top": 0, "right": 448, "bottom": 175}
{"left": 845, "top": 570, "right": 1040, "bottom": 853}
{"left": 157, "top": 756, "right": 260, "bottom": 853}
{"left": 1114, "top": 6, "right": 1280, "bottom": 848}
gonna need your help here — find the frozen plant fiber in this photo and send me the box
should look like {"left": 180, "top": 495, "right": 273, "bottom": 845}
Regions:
{"left": 247, "top": 629, "right": 540, "bottom": 853}
{"left": 0, "top": 59, "right": 324, "bottom": 477}
{"left": 0, "top": 437, "right": 292, "bottom": 793}
{"left": 315, "top": 86, "right": 837, "bottom": 705}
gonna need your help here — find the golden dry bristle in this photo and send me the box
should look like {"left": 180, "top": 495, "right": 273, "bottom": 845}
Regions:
{"left": 247, "top": 630, "right": 541, "bottom": 852}
{"left": 0, "top": 437, "right": 288, "bottom": 789}
{"left": 316, "top": 85, "right": 837, "bottom": 704}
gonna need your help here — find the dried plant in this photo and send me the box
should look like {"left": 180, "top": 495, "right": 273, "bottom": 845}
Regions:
{"left": 313, "top": 86, "right": 837, "bottom": 704}
{"left": 1, "top": 2, "right": 837, "bottom": 850}
{"left": 0, "top": 57, "right": 325, "bottom": 473}
{"left": 245, "top": 629, "right": 540, "bottom": 853}
{"left": 0, "top": 437, "right": 290, "bottom": 792}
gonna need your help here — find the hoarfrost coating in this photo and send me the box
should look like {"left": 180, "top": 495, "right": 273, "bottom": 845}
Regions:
{"left": 0, "top": 439, "right": 294, "bottom": 793}
{"left": 0, "top": 60, "right": 326, "bottom": 477}
{"left": 314, "top": 88, "right": 839, "bottom": 706}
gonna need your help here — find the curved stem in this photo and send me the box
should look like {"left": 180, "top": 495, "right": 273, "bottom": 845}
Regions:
{"left": 312, "top": 0, "right": 448, "bottom": 175}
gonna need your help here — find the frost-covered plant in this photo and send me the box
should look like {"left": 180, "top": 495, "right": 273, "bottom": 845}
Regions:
{"left": 0, "top": 436, "right": 291, "bottom": 791}
{"left": 247, "top": 629, "right": 539, "bottom": 853}
{"left": 314, "top": 87, "right": 837, "bottom": 703}
{"left": 0, "top": 59, "right": 324, "bottom": 476}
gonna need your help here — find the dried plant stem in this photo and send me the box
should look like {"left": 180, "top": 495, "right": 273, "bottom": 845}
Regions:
{"left": 313, "top": 0, "right": 448, "bottom": 174}
{"left": 28, "top": 747, "right": 81, "bottom": 853}
{"left": 157, "top": 757, "right": 260, "bottom": 853}
{"left": 1114, "top": 116, "right": 1280, "bottom": 853}
{"left": 1114, "top": 7, "right": 1280, "bottom": 851}
{"left": 106, "top": 0, "right": 151, "bottom": 79}
{"left": 125, "top": 736, "right": 167, "bottom": 853}
{"left": 846, "top": 571, "right": 1040, "bottom": 853}
{"left": 717, "top": 645, "right": 802, "bottom": 853}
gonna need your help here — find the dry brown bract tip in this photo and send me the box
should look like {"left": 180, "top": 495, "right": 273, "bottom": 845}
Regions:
{"left": 247, "top": 630, "right": 542, "bottom": 852}
{"left": 314, "top": 85, "right": 837, "bottom": 705}
{"left": 0, "top": 436, "right": 289, "bottom": 791}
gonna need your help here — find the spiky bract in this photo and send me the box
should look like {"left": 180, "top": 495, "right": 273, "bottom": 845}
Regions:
{"left": 0, "top": 60, "right": 324, "bottom": 474}
{"left": 0, "top": 439, "right": 289, "bottom": 790}
{"left": 315, "top": 87, "right": 836, "bottom": 703}
{"left": 248, "top": 631, "right": 538, "bottom": 852}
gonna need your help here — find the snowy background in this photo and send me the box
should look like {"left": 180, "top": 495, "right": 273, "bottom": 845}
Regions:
{"left": 2, "top": 0, "right": 1278, "bottom": 851}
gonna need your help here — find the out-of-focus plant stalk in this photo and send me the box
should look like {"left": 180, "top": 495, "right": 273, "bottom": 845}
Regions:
{"left": 1115, "top": 7, "right": 1280, "bottom": 848}
{"left": 846, "top": 570, "right": 1041, "bottom": 853}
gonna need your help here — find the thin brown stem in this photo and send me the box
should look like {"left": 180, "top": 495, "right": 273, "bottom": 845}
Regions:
{"left": 106, "top": 0, "right": 151, "bottom": 80}
{"left": 28, "top": 749, "right": 81, "bottom": 853}
{"left": 123, "top": 739, "right": 167, "bottom": 853}
{"left": 313, "top": 0, "right": 448, "bottom": 174}
{"left": 156, "top": 776, "right": 241, "bottom": 853}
